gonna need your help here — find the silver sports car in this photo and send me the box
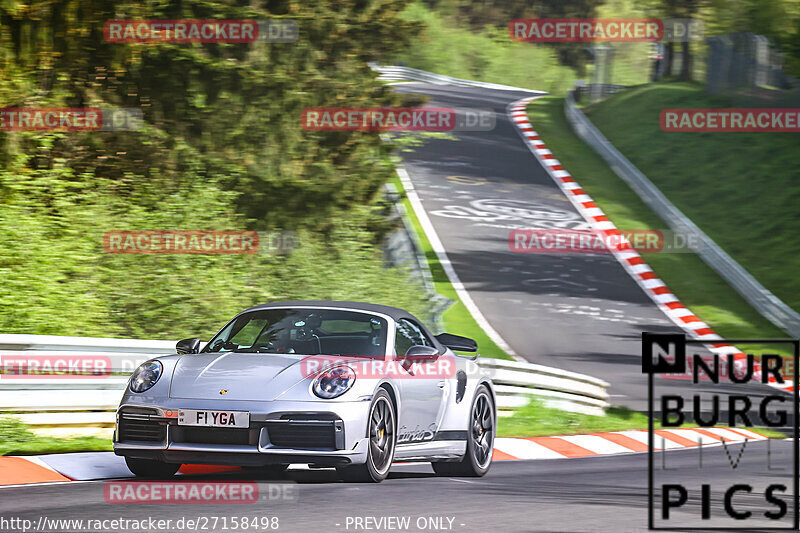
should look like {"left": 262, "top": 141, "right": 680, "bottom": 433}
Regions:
{"left": 114, "top": 301, "right": 496, "bottom": 482}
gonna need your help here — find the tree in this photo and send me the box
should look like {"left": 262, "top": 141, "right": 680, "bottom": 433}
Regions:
{"left": 658, "top": 0, "right": 704, "bottom": 81}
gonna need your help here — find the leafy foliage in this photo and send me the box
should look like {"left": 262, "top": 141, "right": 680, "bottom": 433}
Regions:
{"left": 0, "top": 0, "right": 435, "bottom": 338}
{"left": 392, "top": 2, "right": 576, "bottom": 94}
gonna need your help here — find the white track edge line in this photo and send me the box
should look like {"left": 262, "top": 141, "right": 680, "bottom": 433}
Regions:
{"left": 394, "top": 164, "right": 521, "bottom": 360}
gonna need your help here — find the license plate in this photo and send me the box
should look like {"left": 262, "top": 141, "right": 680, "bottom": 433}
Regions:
{"left": 178, "top": 409, "right": 250, "bottom": 428}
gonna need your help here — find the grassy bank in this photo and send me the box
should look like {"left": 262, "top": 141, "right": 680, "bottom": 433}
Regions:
{"left": 524, "top": 95, "right": 792, "bottom": 360}
{"left": 0, "top": 417, "right": 112, "bottom": 456}
{"left": 497, "top": 400, "right": 657, "bottom": 437}
{"left": 497, "top": 399, "right": 785, "bottom": 438}
{"left": 585, "top": 83, "right": 800, "bottom": 316}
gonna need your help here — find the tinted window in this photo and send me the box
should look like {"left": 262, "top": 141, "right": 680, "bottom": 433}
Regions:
{"left": 394, "top": 318, "right": 433, "bottom": 355}
{"left": 204, "top": 309, "right": 387, "bottom": 356}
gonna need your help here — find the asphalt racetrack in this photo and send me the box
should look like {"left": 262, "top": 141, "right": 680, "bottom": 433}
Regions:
{"left": 0, "top": 441, "right": 793, "bottom": 532}
{"left": 392, "top": 82, "right": 780, "bottom": 413}
{"left": 1, "top": 82, "right": 792, "bottom": 533}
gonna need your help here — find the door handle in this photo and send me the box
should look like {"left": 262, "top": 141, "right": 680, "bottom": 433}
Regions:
{"left": 437, "top": 381, "right": 446, "bottom": 389}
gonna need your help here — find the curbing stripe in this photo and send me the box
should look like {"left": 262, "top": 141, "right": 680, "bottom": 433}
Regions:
{"left": 597, "top": 432, "right": 650, "bottom": 452}
{"left": 493, "top": 437, "right": 567, "bottom": 460}
{"left": 0, "top": 427, "right": 774, "bottom": 486}
{"left": 704, "top": 427, "right": 756, "bottom": 441}
{"left": 654, "top": 429, "right": 698, "bottom": 447}
{"left": 505, "top": 98, "right": 793, "bottom": 393}
{"left": 492, "top": 427, "right": 768, "bottom": 460}
{"left": 491, "top": 448, "right": 520, "bottom": 461}
{"left": 530, "top": 436, "right": 597, "bottom": 458}
{"left": 558, "top": 434, "right": 637, "bottom": 455}
{"left": 0, "top": 457, "right": 70, "bottom": 486}
{"left": 724, "top": 427, "right": 767, "bottom": 440}
{"left": 689, "top": 428, "right": 725, "bottom": 442}
{"left": 658, "top": 428, "right": 705, "bottom": 444}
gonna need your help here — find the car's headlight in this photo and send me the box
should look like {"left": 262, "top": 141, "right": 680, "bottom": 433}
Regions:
{"left": 129, "top": 361, "right": 163, "bottom": 393}
{"left": 312, "top": 365, "right": 355, "bottom": 399}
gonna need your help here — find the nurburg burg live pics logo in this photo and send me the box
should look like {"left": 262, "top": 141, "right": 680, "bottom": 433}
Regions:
{"left": 642, "top": 333, "right": 799, "bottom": 529}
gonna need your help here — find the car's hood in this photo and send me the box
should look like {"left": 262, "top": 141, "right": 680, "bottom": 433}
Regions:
{"left": 168, "top": 352, "right": 307, "bottom": 401}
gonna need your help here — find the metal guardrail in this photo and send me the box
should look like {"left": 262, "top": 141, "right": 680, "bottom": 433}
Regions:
{"left": 480, "top": 358, "right": 609, "bottom": 416}
{"left": 572, "top": 83, "right": 628, "bottom": 103}
{"left": 565, "top": 88, "right": 800, "bottom": 338}
{"left": 0, "top": 334, "right": 610, "bottom": 433}
{"left": 0, "top": 334, "right": 176, "bottom": 353}
{"left": 369, "top": 63, "right": 545, "bottom": 94}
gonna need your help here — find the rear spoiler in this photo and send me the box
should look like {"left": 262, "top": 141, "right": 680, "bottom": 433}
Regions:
{"left": 435, "top": 333, "right": 478, "bottom": 352}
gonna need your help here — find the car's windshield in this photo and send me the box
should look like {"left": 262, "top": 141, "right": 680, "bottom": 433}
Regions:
{"left": 203, "top": 308, "right": 387, "bottom": 356}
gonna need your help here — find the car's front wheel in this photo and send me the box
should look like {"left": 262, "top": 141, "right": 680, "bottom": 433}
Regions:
{"left": 337, "top": 389, "right": 396, "bottom": 483}
{"left": 124, "top": 457, "right": 181, "bottom": 478}
{"left": 432, "top": 385, "right": 494, "bottom": 477}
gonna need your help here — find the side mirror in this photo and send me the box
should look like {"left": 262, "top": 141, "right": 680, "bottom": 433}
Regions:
{"left": 403, "top": 345, "right": 440, "bottom": 363}
{"left": 434, "top": 333, "right": 477, "bottom": 352}
{"left": 176, "top": 338, "right": 201, "bottom": 354}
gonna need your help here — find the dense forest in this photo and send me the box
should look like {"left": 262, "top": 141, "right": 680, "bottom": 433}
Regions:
{"left": 0, "top": 0, "right": 430, "bottom": 339}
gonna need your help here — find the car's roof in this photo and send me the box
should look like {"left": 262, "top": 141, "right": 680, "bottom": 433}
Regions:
{"left": 242, "top": 300, "right": 420, "bottom": 322}
{"left": 238, "top": 301, "right": 445, "bottom": 352}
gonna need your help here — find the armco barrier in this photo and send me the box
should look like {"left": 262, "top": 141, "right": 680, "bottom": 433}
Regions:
{"left": 369, "top": 63, "right": 545, "bottom": 94}
{"left": 0, "top": 334, "right": 610, "bottom": 434}
{"left": 480, "top": 358, "right": 609, "bottom": 416}
{"left": 564, "top": 88, "right": 800, "bottom": 338}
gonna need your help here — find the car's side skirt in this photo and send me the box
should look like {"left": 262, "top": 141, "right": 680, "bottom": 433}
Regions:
{"left": 393, "top": 438, "right": 466, "bottom": 462}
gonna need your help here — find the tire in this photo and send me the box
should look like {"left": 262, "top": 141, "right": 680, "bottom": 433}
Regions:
{"left": 432, "top": 385, "right": 494, "bottom": 477}
{"left": 337, "top": 389, "right": 396, "bottom": 483}
{"left": 124, "top": 457, "right": 181, "bottom": 478}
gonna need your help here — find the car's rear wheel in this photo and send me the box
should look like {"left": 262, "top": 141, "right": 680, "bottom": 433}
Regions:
{"left": 337, "top": 389, "right": 396, "bottom": 483}
{"left": 124, "top": 457, "right": 181, "bottom": 478}
{"left": 432, "top": 385, "right": 494, "bottom": 477}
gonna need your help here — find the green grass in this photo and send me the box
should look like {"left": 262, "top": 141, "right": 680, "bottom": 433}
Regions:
{"left": 525, "top": 95, "right": 793, "bottom": 360}
{"left": 390, "top": 175, "right": 512, "bottom": 360}
{"left": 392, "top": 2, "right": 575, "bottom": 94}
{"left": 497, "top": 398, "right": 786, "bottom": 438}
{"left": 498, "top": 400, "right": 656, "bottom": 437}
{"left": 0, "top": 417, "right": 112, "bottom": 456}
{"left": 584, "top": 83, "right": 800, "bottom": 316}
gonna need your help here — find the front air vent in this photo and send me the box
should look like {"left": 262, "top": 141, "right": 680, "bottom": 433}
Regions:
{"left": 118, "top": 418, "right": 166, "bottom": 442}
{"left": 265, "top": 420, "right": 340, "bottom": 449}
{"left": 172, "top": 427, "right": 256, "bottom": 446}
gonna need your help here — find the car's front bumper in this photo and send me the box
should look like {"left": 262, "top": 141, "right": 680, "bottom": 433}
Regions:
{"left": 113, "top": 397, "right": 372, "bottom": 466}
